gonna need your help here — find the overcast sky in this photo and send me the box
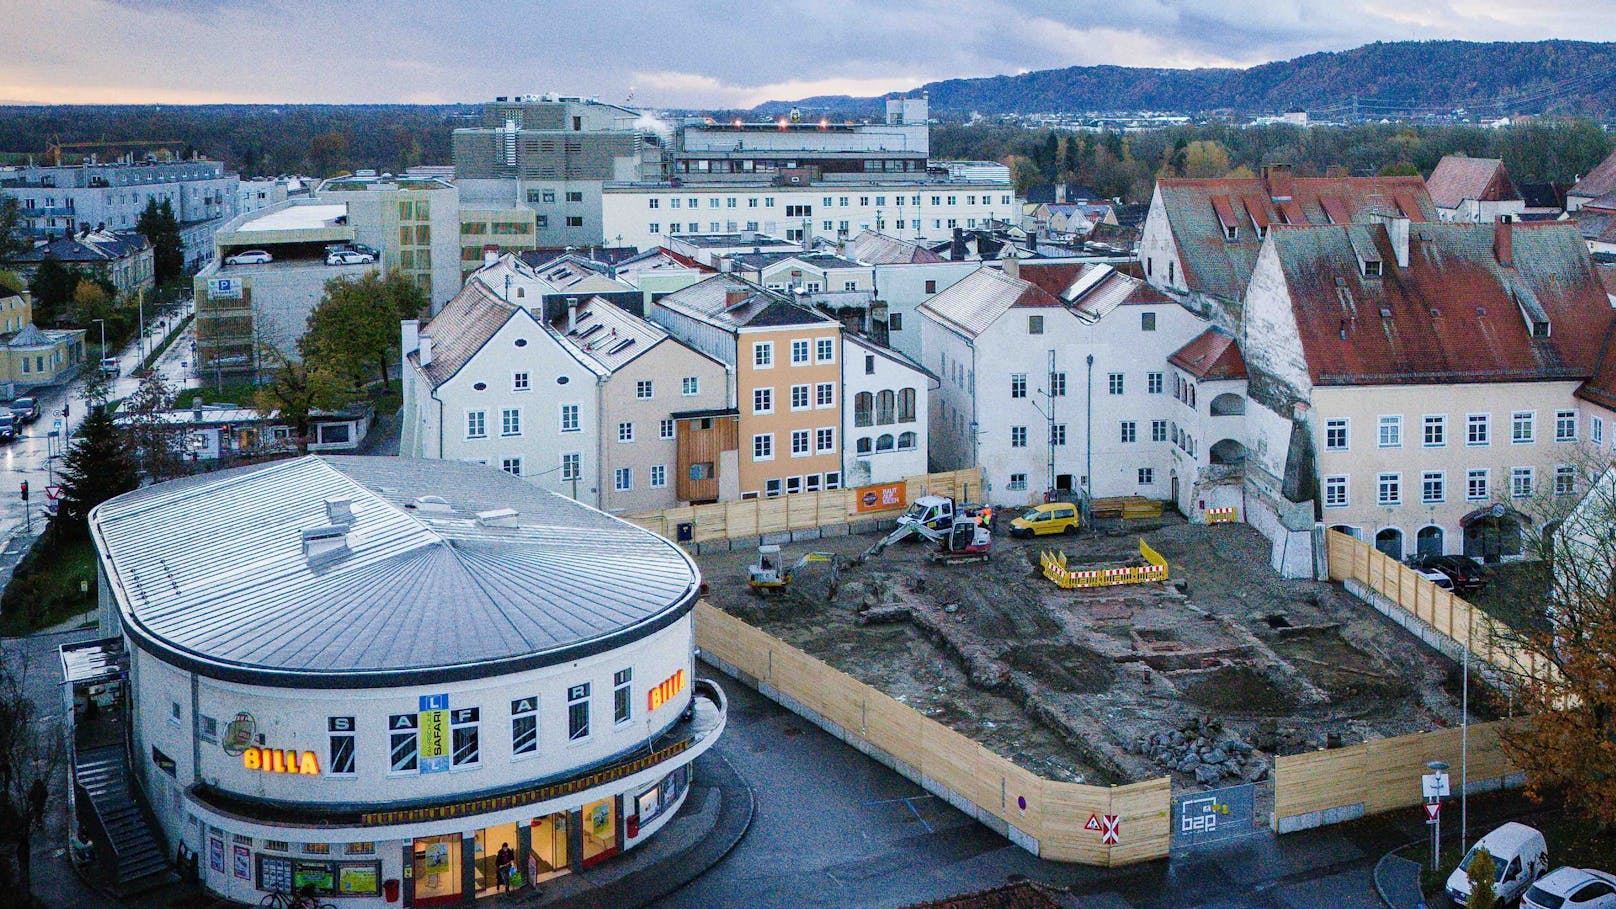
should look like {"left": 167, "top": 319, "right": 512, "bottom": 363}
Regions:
{"left": 2, "top": 0, "right": 1612, "bottom": 108}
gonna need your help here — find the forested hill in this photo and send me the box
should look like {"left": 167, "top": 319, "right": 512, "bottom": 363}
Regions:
{"left": 757, "top": 40, "right": 1616, "bottom": 119}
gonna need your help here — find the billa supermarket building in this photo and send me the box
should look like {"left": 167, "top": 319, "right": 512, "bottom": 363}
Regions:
{"left": 67, "top": 455, "right": 725, "bottom": 905}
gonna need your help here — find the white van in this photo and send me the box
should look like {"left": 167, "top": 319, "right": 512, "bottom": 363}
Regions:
{"left": 1447, "top": 822, "right": 1549, "bottom": 905}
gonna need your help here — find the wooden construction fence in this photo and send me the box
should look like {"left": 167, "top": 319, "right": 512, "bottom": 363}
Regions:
{"left": 1039, "top": 539, "right": 1169, "bottom": 589}
{"left": 694, "top": 603, "right": 1171, "bottom": 865}
{"left": 624, "top": 468, "right": 983, "bottom": 544}
{"left": 1272, "top": 719, "right": 1523, "bottom": 833}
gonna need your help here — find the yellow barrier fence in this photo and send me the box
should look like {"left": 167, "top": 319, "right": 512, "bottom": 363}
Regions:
{"left": 694, "top": 602, "right": 1171, "bottom": 865}
{"left": 1204, "top": 507, "right": 1238, "bottom": 524}
{"left": 1040, "top": 539, "right": 1169, "bottom": 589}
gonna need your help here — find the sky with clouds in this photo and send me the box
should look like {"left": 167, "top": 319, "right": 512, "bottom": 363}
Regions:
{"left": 2, "top": 0, "right": 1613, "bottom": 108}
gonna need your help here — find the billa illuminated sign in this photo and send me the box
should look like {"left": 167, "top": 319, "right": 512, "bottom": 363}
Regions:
{"left": 647, "top": 669, "right": 686, "bottom": 712}
{"left": 242, "top": 747, "right": 321, "bottom": 775}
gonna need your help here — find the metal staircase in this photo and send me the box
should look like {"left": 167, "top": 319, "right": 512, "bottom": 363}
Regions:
{"left": 73, "top": 745, "right": 173, "bottom": 892}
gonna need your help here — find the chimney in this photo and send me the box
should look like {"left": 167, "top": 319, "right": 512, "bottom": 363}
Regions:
{"left": 566, "top": 296, "right": 579, "bottom": 332}
{"left": 483, "top": 243, "right": 500, "bottom": 268}
{"left": 418, "top": 336, "right": 433, "bottom": 367}
{"left": 1262, "top": 163, "right": 1295, "bottom": 201}
{"left": 1028, "top": 232, "right": 1038, "bottom": 253}
{"left": 1494, "top": 219, "right": 1513, "bottom": 267}
{"left": 1055, "top": 184, "right": 1068, "bottom": 204}
{"left": 401, "top": 318, "right": 420, "bottom": 359}
{"left": 725, "top": 286, "right": 749, "bottom": 308}
{"left": 951, "top": 226, "right": 967, "bottom": 261}
{"left": 1002, "top": 248, "right": 1020, "bottom": 280}
{"left": 192, "top": 399, "right": 203, "bottom": 422}
{"left": 324, "top": 496, "right": 357, "bottom": 525}
{"left": 1385, "top": 216, "right": 1409, "bottom": 268}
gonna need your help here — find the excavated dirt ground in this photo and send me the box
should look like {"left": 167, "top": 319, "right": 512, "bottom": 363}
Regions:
{"left": 698, "top": 516, "right": 1466, "bottom": 789}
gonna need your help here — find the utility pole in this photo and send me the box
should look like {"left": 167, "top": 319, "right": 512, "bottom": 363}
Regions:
{"left": 1031, "top": 349, "right": 1057, "bottom": 496}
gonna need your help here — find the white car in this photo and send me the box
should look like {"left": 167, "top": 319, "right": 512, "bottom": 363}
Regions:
{"left": 1411, "top": 565, "right": 1455, "bottom": 590}
{"left": 326, "top": 250, "right": 376, "bottom": 266}
{"left": 225, "top": 250, "right": 272, "bottom": 265}
{"left": 1524, "top": 868, "right": 1616, "bottom": 909}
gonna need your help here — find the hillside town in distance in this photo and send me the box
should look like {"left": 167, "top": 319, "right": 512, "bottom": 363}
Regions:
{"left": 5, "top": 16, "right": 1616, "bottom": 909}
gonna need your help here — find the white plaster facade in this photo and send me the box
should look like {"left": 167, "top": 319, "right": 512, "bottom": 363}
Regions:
{"left": 841, "top": 334, "right": 930, "bottom": 487}
{"left": 873, "top": 260, "right": 979, "bottom": 364}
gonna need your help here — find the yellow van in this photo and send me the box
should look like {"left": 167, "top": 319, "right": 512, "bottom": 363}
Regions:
{"left": 1009, "top": 503, "right": 1080, "bottom": 537}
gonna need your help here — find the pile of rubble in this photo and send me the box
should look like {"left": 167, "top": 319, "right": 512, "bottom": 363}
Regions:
{"left": 1128, "top": 717, "right": 1269, "bottom": 786}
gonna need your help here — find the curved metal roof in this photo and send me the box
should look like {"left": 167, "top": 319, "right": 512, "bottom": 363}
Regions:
{"left": 91, "top": 456, "right": 700, "bottom": 688}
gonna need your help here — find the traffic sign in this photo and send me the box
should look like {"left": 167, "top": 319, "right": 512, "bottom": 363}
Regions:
{"left": 1424, "top": 802, "right": 1441, "bottom": 823}
{"left": 1100, "top": 814, "right": 1120, "bottom": 845}
{"left": 1421, "top": 772, "right": 1450, "bottom": 799}
{"left": 1084, "top": 813, "right": 1101, "bottom": 831}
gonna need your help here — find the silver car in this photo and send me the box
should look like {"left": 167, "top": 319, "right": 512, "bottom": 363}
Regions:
{"left": 1524, "top": 868, "right": 1616, "bottom": 909}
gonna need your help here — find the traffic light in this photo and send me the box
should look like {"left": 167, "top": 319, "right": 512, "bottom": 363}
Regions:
{"left": 19, "top": 481, "right": 28, "bottom": 502}
{"left": 62, "top": 402, "right": 69, "bottom": 418}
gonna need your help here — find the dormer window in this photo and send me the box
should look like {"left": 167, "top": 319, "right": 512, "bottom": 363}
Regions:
{"left": 1361, "top": 259, "right": 1382, "bottom": 278}
{"left": 1211, "top": 196, "right": 1239, "bottom": 242}
{"left": 1224, "top": 224, "right": 1239, "bottom": 241}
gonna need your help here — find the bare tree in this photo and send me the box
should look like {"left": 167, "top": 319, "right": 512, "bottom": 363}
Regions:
{"left": 0, "top": 648, "right": 65, "bottom": 903}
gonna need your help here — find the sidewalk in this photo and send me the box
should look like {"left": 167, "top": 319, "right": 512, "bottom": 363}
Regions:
{"left": 1369, "top": 788, "right": 1558, "bottom": 908}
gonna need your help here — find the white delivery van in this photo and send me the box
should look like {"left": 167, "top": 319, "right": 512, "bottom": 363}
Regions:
{"left": 1447, "top": 821, "right": 1548, "bottom": 905}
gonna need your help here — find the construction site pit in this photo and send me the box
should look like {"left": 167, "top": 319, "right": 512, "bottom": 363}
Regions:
{"left": 697, "top": 517, "right": 1467, "bottom": 792}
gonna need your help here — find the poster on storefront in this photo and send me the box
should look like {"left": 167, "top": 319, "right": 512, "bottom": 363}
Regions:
{"left": 293, "top": 860, "right": 334, "bottom": 893}
{"left": 854, "top": 482, "right": 906, "bottom": 513}
{"left": 233, "top": 845, "right": 250, "bottom": 880}
{"left": 338, "top": 863, "right": 379, "bottom": 895}
{"left": 209, "top": 837, "right": 225, "bottom": 873}
{"left": 423, "top": 841, "right": 450, "bottom": 873}
{"left": 419, "top": 693, "right": 449, "bottom": 773}
{"left": 589, "top": 802, "right": 612, "bottom": 839}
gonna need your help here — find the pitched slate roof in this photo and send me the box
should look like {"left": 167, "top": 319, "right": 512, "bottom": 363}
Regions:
{"left": 91, "top": 456, "right": 700, "bottom": 687}
{"left": 1156, "top": 173, "right": 1435, "bottom": 302}
{"left": 844, "top": 231, "right": 945, "bottom": 265}
{"left": 1427, "top": 156, "right": 1519, "bottom": 209}
{"left": 917, "top": 267, "right": 1060, "bottom": 339}
{"left": 655, "top": 274, "right": 834, "bottom": 331}
{"left": 1577, "top": 266, "right": 1616, "bottom": 411}
{"left": 1267, "top": 220, "right": 1613, "bottom": 386}
{"left": 10, "top": 229, "right": 150, "bottom": 265}
{"left": 416, "top": 276, "right": 522, "bottom": 387}
{"left": 1571, "top": 148, "right": 1616, "bottom": 201}
{"left": 553, "top": 296, "right": 668, "bottom": 373}
{"left": 1171, "top": 327, "right": 1247, "bottom": 380}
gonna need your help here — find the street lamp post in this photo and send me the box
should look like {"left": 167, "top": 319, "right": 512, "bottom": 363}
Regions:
{"left": 92, "top": 318, "right": 106, "bottom": 360}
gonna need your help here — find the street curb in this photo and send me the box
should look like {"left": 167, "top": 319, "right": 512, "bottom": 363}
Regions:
{"left": 1372, "top": 841, "right": 1424, "bottom": 909}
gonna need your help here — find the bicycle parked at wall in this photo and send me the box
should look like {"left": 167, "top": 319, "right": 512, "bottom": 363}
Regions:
{"left": 258, "top": 885, "right": 337, "bottom": 909}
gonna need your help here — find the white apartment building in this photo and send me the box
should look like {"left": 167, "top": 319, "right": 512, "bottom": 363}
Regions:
{"left": 842, "top": 333, "right": 931, "bottom": 486}
{"left": 920, "top": 261, "right": 1206, "bottom": 505}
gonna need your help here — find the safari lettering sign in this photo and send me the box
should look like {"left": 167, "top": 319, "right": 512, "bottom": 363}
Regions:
{"left": 647, "top": 669, "right": 686, "bottom": 712}
{"left": 855, "top": 482, "right": 906, "bottom": 514}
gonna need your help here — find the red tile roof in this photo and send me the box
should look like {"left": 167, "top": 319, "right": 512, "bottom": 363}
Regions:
{"left": 1426, "top": 156, "right": 1519, "bottom": 210}
{"left": 1576, "top": 265, "right": 1616, "bottom": 411}
{"left": 1156, "top": 174, "right": 1435, "bottom": 302}
{"left": 1266, "top": 220, "right": 1612, "bottom": 386}
{"left": 1571, "top": 147, "right": 1616, "bottom": 201}
{"left": 1170, "top": 327, "right": 1247, "bottom": 380}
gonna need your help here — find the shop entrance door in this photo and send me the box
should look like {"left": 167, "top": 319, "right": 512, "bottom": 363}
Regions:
{"left": 473, "top": 822, "right": 518, "bottom": 898}
{"left": 411, "top": 835, "right": 462, "bottom": 907}
{"left": 527, "top": 813, "right": 571, "bottom": 883}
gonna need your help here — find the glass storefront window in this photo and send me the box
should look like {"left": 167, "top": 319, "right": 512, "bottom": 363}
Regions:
{"left": 528, "top": 813, "right": 570, "bottom": 884}
{"left": 581, "top": 797, "right": 618, "bottom": 867}
{"left": 412, "top": 834, "right": 462, "bottom": 906}
{"left": 472, "top": 821, "right": 516, "bottom": 897}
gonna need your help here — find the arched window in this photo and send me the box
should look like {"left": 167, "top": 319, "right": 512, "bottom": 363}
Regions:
{"left": 876, "top": 433, "right": 895, "bottom": 452}
{"left": 875, "top": 389, "right": 896, "bottom": 425}
{"left": 1416, "top": 525, "right": 1444, "bottom": 557}
{"left": 854, "top": 392, "right": 873, "bottom": 427}
{"left": 898, "top": 431, "right": 916, "bottom": 450}
{"left": 856, "top": 437, "right": 872, "bottom": 455}
{"left": 1374, "top": 527, "right": 1404, "bottom": 560}
{"left": 897, "top": 388, "right": 917, "bottom": 423}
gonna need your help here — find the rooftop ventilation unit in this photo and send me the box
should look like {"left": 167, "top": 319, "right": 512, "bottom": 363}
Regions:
{"left": 301, "top": 525, "right": 351, "bottom": 567}
{"left": 410, "top": 495, "right": 453, "bottom": 513}
{"left": 324, "top": 496, "right": 357, "bottom": 526}
{"left": 475, "top": 508, "right": 520, "bottom": 528}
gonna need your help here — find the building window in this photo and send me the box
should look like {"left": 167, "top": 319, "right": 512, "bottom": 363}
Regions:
{"left": 1052, "top": 424, "right": 1067, "bottom": 446}
{"left": 1511, "top": 411, "right": 1534, "bottom": 444}
{"left": 659, "top": 419, "right": 675, "bottom": 440}
{"left": 1467, "top": 469, "right": 1488, "bottom": 501}
{"left": 567, "top": 684, "right": 590, "bottom": 741}
{"left": 791, "top": 384, "right": 810, "bottom": 410}
{"left": 451, "top": 708, "right": 479, "bottom": 767}
{"left": 511, "top": 697, "right": 538, "bottom": 756}
{"left": 1120, "top": 421, "right": 1136, "bottom": 443}
{"left": 1151, "top": 420, "right": 1167, "bottom": 442}
{"left": 1556, "top": 410, "right": 1576, "bottom": 441}
{"left": 1140, "top": 312, "right": 1157, "bottom": 331}
{"left": 1147, "top": 372, "right": 1164, "bottom": 395}
{"left": 1422, "top": 471, "right": 1445, "bottom": 504}
{"left": 565, "top": 216, "right": 583, "bottom": 227}
{"left": 1555, "top": 464, "right": 1576, "bottom": 496}
{"left": 856, "top": 437, "right": 872, "bottom": 455}
{"left": 816, "top": 338, "right": 835, "bottom": 362}
{"left": 1594, "top": 416, "right": 1605, "bottom": 446}
{"left": 854, "top": 392, "right": 873, "bottom": 426}
{"left": 1325, "top": 419, "right": 1349, "bottom": 451}
{"left": 1050, "top": 372, "right": 1067, "bottom": 397}
{"left": 649, "top": 465, "right": 667, "bottom": 488}
{"left": 1423, "top": 415, "right": 1446, "bottom": 447}
{"left": 466, "top": 410, "right": 487, "bottom": 439}
{"left": 1377, "top": 415, "right": 1402, "bottom": 448}
{"left": 513, "top": 372, "right": 530, "bottom": 392}
{"left": 753, "top": 433, "right": 773, "bottom": 461}
{"left": 614, "top": 468, "right": 632, "bottom": 491}
{"left": 501, "top": 457, "right": 523, "bottom": 477}
{"left": 765, "top": 478, "right": 783, "bottom": 497}
{"left": 1011, "top": 426, "right": 1027, "bottom": 448}
{"left": 816, "top": 383, "right": 835, "bottom": 408}
{"left": 1107, "top": 373, "right": 1124, "bottom": 395}
{"left": 752, "top": 387, "right": 773, "bottom": 415}
{"left": 1467, "top": 414, "right": 1489, "bottom": 446}
{"left": 501, "top": 408, "right": 521, "bottom": 437}
{"left": 682, "top": 376, "right": 699, "bottom": 396}
{"left": 1008, "top": 473, "right": 1028, "bottom": 491}
{"left": 560, "top": 404, "right": 579, "bottom": 433}
{"left": 924, "top": 280, "right": 937, "bottom": 294}
{"left": 1138, "top": 467, "right": 1155, "bottom": 485}
{"left": 618, "top": 422, "right": 634, "bottom": 443}
{"left": 889, "top": 313, "right": 903, "bottom": 332}
{"left": 791, "top": 430, "right": 810, "bottom": 456}
{"left": 1324, "top": 476, "right": 1348, "bottom": 508}
{"left": 1511, "top": 467, "right": 1534, "bottom": 498}
{"left": 561, "top": 453, "right": 581, "bottom": 481}
{"left": 754, "top": 342, "right": 773, "bottom": 368}
{"left": 875, "top": 389, "right": 896, "bottom": 424}
{"left": 1377, "top": 472, "right": 1401, "bottom": 506}
{"left": 637, "top": 380, "right": 654, "bottom": 399}
{"left": 1010, "top": 373, "right": 1027, "bottom": 399}
{"left": 328, "top": 717, "right": 355, "bottom": 776}
{"left": 613, "top": 669, "right": 633, "bottom": 725}
{"left": 1028, "top": 315, "right": 1043, "bottom": 335}
{"left": 898, "top": 388, "right": 916, "bottom": 422}
{"left": 389, "top": 714, "right": 419, "bottom": 773}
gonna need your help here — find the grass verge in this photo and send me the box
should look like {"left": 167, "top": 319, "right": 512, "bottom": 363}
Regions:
{"left": 0, "top": 532, "right": 98, "bottom": 635}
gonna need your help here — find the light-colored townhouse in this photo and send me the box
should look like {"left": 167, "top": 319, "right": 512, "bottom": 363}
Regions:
{"left": 1241, "top": 218, "right": 1615, "bottom": 563}
{"left": 842, "top": 231, "right": 979, "bottom": 364}
{"left": 611, "top": 248, "right": 710, "bottom": 317}
{"left": 843, "top": 332, "right": 931, "bottom": 487}
{"left": 1164, "top": 326, "right": 1250, "bottom": 519}
{"left": 1567, "top": 147, "right": 1616, "bottom": 212}
{"left": 919, "top": 261, "right": 1206, "bottom": 505}
{"left": 653, "top": 275, "right": 844, "bottom": 498}
{"left": 1426, "top": 155, "right": 1525, "bottom": 224}
{"left": 728, "top": 251, "right": 874, "bottom": 296}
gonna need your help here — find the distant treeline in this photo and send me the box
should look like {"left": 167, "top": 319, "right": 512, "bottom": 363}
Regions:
{"left": 933, "top": 119, "right": 1614, "bottom": 202}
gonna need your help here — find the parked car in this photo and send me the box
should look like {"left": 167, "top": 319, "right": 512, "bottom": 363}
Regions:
{"left": 325, "top": 242, "right": 379, "bottom": 259}
{"left": 1524, "top": 868, "right": 1616, "bottom": 909}
{"left": 1448, "top": 822, "right": 1548, "bottom": 905}
{"left": 1410, "top": 564, "right": 1455, "bottom": 590}
{"left": 10, "top": 397, "right": 39, "bottom": 424}
{"left": 1429, "top": 555, "right": 1491, "bottom": 591}
{"left": 1009, "top": 502, "right": 1081, "bottom": 538}
{"left": 325, "top": 250, "right": 376, "bottom": 266}
{"left": 100, "top": 357, "right": 121, "bottom": 376}
{"left": 225, "top": 249, "right": 272, "bottom": 265}
{"left": 0, "top": 413, "right": 15, "bottom": 442}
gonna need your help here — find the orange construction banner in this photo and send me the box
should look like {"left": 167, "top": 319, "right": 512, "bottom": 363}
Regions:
{"left": 854, "top": 482, "right": 906, "bottom": 513}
